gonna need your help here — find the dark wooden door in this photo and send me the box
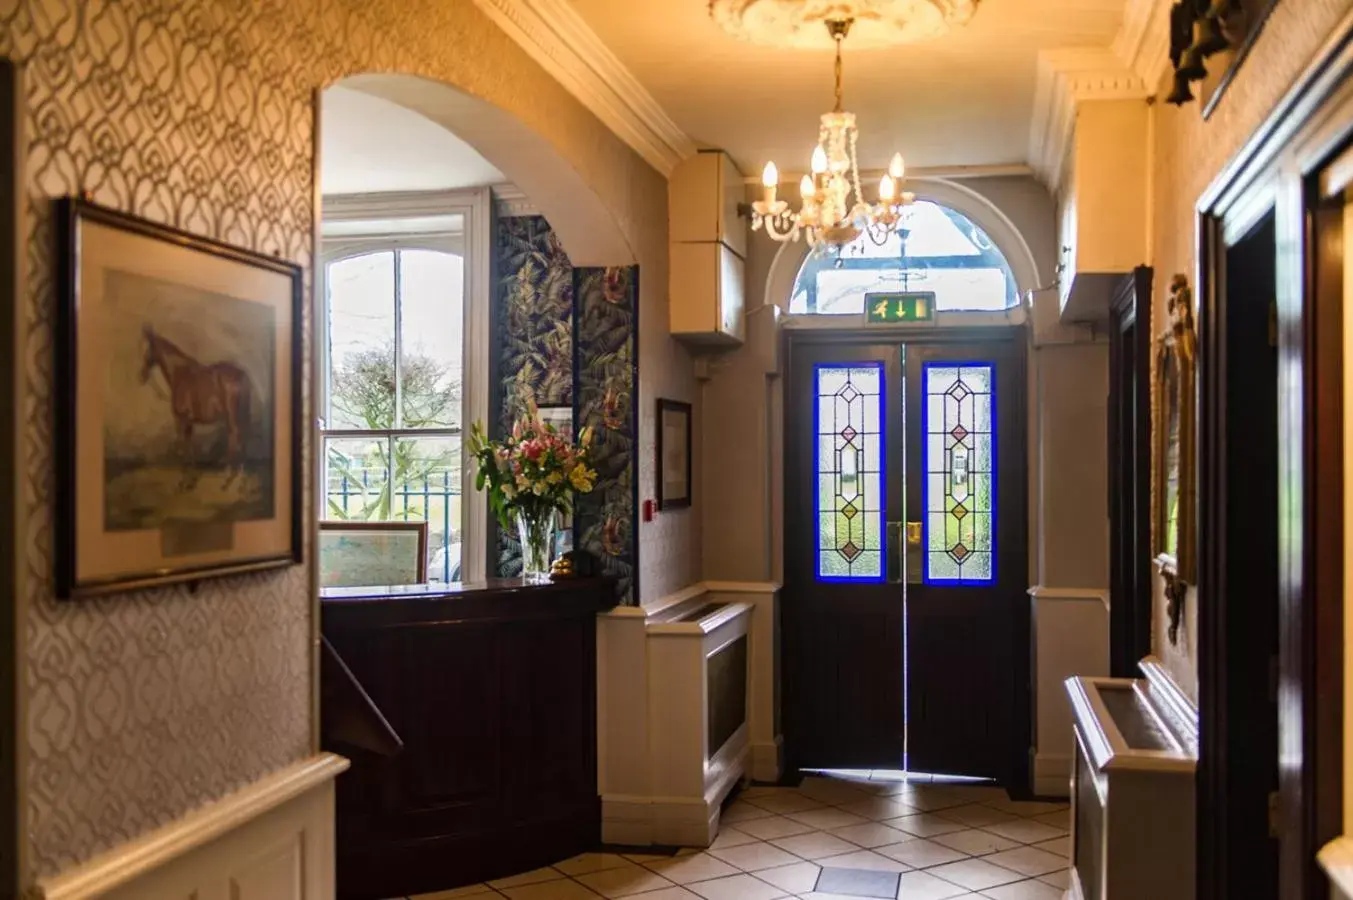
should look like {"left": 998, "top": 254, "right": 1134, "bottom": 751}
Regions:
{"left": 1107, "top": 267, "right": 1153, "bottom": 678}
{"left": 903, "top": 338, "right": 1029, "bottom": 784}
{"left": 784, "top": 339, "right": 906, "bottom": 768}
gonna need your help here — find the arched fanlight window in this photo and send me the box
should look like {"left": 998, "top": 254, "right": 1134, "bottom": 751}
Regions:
{"left": 788, "top": 200, "right": 1018, "bottom": 314}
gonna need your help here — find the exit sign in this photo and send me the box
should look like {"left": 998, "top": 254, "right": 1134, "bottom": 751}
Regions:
{"left": 865, "top": 292, "right": 936, "bottom": 324}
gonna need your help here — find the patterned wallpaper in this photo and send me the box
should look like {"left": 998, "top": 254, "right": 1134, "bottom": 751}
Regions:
{"left": 575, "top": 266, "right": 639, "bottom": 604}
{"left": 493, "top": 214, "right": 574, "bottom": 576}
{"left": 0, "top": 0, "right": 675, "bottom": 879}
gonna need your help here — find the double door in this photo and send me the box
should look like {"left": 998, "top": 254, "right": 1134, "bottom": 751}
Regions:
{"left": 783, "top": 332, "right": 1028, "bottom": 784}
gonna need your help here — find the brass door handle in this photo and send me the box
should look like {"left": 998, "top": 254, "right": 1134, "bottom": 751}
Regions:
{"left": 905, "top": 522, "right": 922, "bottom": 545}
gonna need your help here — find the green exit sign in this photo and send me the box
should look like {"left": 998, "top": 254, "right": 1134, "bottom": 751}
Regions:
{"left": 865, "top": 292, "right": 936, "bottom": 324}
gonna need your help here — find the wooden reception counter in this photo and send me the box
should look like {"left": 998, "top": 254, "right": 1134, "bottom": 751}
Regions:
{"left": 321, "top": 578, "right": 617, "bottom": 900}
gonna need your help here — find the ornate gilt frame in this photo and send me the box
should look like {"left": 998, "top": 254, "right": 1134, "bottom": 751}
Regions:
{"left": 1153, "top": 274, "right": 1198, "bottom": 644}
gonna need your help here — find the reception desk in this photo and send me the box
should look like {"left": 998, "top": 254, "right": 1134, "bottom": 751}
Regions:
{"left": 321, "top": 578, "right": 616, "bottom": 900}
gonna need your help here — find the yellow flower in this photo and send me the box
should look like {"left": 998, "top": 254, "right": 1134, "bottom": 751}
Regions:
{"left": 569, "top": 463, "right": 596, "bottom": 492}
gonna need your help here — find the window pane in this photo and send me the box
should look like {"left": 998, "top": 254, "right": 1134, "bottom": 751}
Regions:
{"left": 328, "top": 252, "right": 396, "bottom": 429}
{"left": 389, "top": 436, "right": 461, "bottom": 583}
{"left": 324, "top": 435, "right": 391, "bottom": 521}
{"left": 814, "top": 266, "right": 1009, "bottom": 314}
{"left": 815, "top": 363, "right": 885, "bottom": 582}
{"left": 923, "top": 362, "right": 995, "bottom": 585}
{"left": 399, "top": 247, "right": 464, "bottom": 429}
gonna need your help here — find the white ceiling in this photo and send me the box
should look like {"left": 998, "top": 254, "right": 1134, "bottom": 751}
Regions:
{"left": 566, "top": 0, "right": 1128, "bottom": 174}
{"left": 320, "top": 85, "right": 506, "bottom": 195}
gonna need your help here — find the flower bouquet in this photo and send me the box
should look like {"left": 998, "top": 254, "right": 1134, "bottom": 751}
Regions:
{"left": 467, "top": 405, "right": 597, "bottom": 580}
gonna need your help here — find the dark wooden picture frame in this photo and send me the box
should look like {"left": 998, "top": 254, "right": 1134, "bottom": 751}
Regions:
{"left": 656, "top": 398, "right": 692, "bottom": 510}
{"left": 318, "top": 520, "right": 428, "bottom": 587}
{"left": 56, "top": 197, "right": 304, "bottom": 598}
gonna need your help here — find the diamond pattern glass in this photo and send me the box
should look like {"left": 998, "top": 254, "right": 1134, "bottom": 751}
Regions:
{"left": 923, "top": 362, "right": 995, "bottom": 585}
{"left": 816, "top": 363, "right": 885, "bottom": 581}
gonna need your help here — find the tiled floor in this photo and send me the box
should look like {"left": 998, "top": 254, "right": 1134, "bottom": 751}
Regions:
{"left": 398, "top": 772, "right": 1071, "bottom": 900}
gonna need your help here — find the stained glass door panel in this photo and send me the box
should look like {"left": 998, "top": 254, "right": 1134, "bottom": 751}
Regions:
{"left": 922, "top": 362, "right": 995, "bottom": 585}
{"left": 815, "top": 363, "right": 885, "bottom": 582}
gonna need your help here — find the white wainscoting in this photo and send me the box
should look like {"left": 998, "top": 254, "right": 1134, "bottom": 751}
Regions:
{"left": 1029, "top": 586, "right": 1109, "bottom": 798}
{"left": 35, "top": 753, "right": 348, "bottom": 900}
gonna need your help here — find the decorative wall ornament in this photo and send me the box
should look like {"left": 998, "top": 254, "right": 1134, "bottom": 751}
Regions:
{"left": 1153, "top": 273, "right": 1197, "bottom": 645}
{"left": 1165, "top": 0, "right": 1278, "bottom": 114}
{"left": 574, "top": 266, "right": 638, "bottom": 604}
{"left": 708, "top": 0, "right": 978, "bottom": 48}
{"left": 656, "top": 399, "right": 692, "bottom": 510}
{"left": 56, "top": 199, "right": 304, "bottom": 599}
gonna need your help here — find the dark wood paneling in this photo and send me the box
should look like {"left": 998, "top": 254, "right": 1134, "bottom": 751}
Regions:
{"left": 0, "top": 56, "right": 19, "bottom": 900}
{"left": 1107, "top": 267, "right": 1153, "bottom": 678}
{"left": 322, "top": 578, "right": 614, "bottom": 900}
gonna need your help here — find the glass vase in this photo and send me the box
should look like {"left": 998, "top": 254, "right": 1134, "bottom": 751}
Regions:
{"left": 514, "top": 508, "right": 557, "bottom": 581}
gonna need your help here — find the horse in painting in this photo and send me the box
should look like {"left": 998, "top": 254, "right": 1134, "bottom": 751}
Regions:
{"left": 139, "top": 324, "right": 254, "bottom": 489}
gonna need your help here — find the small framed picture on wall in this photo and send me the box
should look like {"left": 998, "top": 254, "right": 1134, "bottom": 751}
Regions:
{"left": 656, "top": 398, "right": 692, "bottom": 510}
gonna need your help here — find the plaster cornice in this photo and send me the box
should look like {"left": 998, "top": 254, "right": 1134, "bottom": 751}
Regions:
{"left": 1027, "top": 48, "right": 1153, "bottom": 190}
{"left": 473, "top": 0, "right": 696, "bottom": 177}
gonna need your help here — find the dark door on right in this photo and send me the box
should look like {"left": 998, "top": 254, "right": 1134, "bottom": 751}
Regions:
{"left": 903, "top": 338, "right": 1029, "bottom": 784}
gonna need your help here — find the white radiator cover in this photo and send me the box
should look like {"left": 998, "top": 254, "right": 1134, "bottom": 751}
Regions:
{"left": 34, "top": 754, "right": 347, "bottom": 900}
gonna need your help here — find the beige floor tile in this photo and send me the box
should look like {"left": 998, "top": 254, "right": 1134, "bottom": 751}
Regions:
{"left": 977, "top": 877, "right": 1063, "bottom": 899}
{"left": 685, "top": 874, "right": 787, "bottom": 900}
{"left": 934, "top": 805, "right": 1019, "bottom": 829}
{"left": 894, "top": 789, "right": 970, "bottom": 812}
{"left": 643, "top": 854, "right": 742, "bottom": 885}
{"left": 1028, "top": 810, "right": 1070, "bottom": 832}
{"left": 876, "top": 839, "right": 968, "bottom": 869}
{"left": 830, "top": 821, "right": 915, "bottom": 849}
{"left": 735, "top": 815, "right": 819, "bottom": 840}
{"left": 1030, "top": 837, "right": 1069, "bottom": 859}
{"left": 754, "top": 860, "right": 823, "bottom": 894}
{"left": 883, "top": 814, "right": 968, "bottom": 838}
{"left": 723, "top": 801, "right": 777, "bottom": 824}
{"left": 838, "top": 798, "right": 922, "bottom": 822}
{"left": 740, "top": 786, "right": 792, "bottom": 799}
{"left": 555, "top": 855, "right": 633, "bottom": 876}
{"left": 798, "top": 892, "right": 879, "bottom": 900}
{"left": 625, "top": 854, "right": 678, "bottom": 864}
{"left": 924, "top": 859, "right": 1023, "bottom": 892}
{"left": 787, "top": 808, "right": 870, "bottom": 831}
{"left": 770, "top": 831, "right": 858, "bottom": 860}
{"left": 411, "top": 886, "right": 497, "bottom": 900}
{"left": 492, "top": 868, "right": 568, "bottom": 889}
{"left": 500, "top": 880, "right": 603, "bottom": 900}
{"left": 979, "top": 820, "right": 1065, "bottom": 846}
{"left": 622, "top": 889, "right": 703, "bottom": 900}
{"left": 709, "top": 827, "right": 761, "bottom": 850}
{"left": 798, "top": 778, "right": 872, "bottom": 805}
{"left": 1036, "top": 869, "right": 1071, "bottom": 890}
{"left": 979, "top": 847, "right": 1066, "bottom": 878}
{"left": 892, "top": 870, "right": 974, "bottom": 899}
{"left": 814, "top": 849, "right": 911, "bottom": 872}
{"left": 708, "top": 842, "right": 801, "bottom": 872}
{"left": 980, "top": 800, "right": 1068, "bottom": 818}
{"left": 574, "top": 865, "right": 676, "bottom": 898}
{"left": 745, "top": 793, "right": 826, "bottom": 815}
{"left": 850, "top": 780, "right": 913, "bottom": 797}
{"left": 931, "top": 830, "right": 1021, "bottom": 857}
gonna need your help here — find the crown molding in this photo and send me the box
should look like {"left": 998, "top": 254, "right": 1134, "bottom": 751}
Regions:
{"left": 1027, "top": 48, "right": 1152, "bottom": 190}
{"left": 1113, "top": 0, "right": 1176, "bottom": 92}
{"left": 741, "top": 163, "right": 1035, "bottom": 184}
{"left": 492, "top": 183, "right": 540, "bottom": 217}
{"left": 473, "top": 0, "right": 696, "bottom": 177}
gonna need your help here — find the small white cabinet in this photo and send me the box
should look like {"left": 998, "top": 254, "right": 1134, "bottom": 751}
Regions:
{"left": 669, "top": 150, "right": 747, "bottom": 345}
{"left": 1058, "top": 99, "right": 1149, "bottom": 323}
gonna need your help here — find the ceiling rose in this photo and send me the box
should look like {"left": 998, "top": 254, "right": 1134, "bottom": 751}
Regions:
{"left": 708, "top": 0, "right": 979, "bottom": 48}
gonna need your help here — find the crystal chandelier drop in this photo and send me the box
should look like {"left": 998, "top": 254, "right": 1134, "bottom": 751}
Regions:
{"left": 748, "top": 18, "right": 913, "bottom": 252}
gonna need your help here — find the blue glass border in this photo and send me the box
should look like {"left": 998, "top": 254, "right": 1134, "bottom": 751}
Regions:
{"left": 813, "top": 361, "right": 886, "bottom": 584}
{"left": 921, "top": 360, "right": 997, "bottom": 587}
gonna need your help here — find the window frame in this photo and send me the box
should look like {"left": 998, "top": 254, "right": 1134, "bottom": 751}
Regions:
{"left": 791, "top": 201, "right": 1020, "bottom": 316}
{"left": 318, "top": 188, "right": 492, "bottom": 583}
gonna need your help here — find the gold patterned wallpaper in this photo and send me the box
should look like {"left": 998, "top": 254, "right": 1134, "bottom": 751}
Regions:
{"left": 0, "top": 0, "right": 685, "bottom": 879}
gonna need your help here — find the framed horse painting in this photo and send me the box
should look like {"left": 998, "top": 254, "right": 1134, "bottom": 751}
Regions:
{"left": 55, "top": 198, "right": 304, "bottom": 598}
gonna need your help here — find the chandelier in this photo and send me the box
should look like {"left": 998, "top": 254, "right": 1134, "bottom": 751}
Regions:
{"left": 746, "top": 18, "right": 913, "bottom": 252}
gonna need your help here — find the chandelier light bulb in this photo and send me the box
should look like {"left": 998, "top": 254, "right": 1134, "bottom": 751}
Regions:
{"left": 800, "top": 174, "right": 816, "bottom": 199}
{"left": 879, "top": 174, "right": 896, "bottom": 202}
{"left": 889, "top": 152, "right": 905, "bottom": 179}
{"left": 811, "top": 145, "right": 828, "bottom": 174}
{"left": 762, "top": 161, "right": 779, "bottom": 187}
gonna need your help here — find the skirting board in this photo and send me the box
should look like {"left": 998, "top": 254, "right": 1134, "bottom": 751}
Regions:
{"left": 751, "top": 737, "right": 783, "bottom": 783}
{"left": 1034, "top": 752, "right": 1072, "bottom": 799}
{"left": 603, "top": 742, "right": 749, "bottom": 847}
